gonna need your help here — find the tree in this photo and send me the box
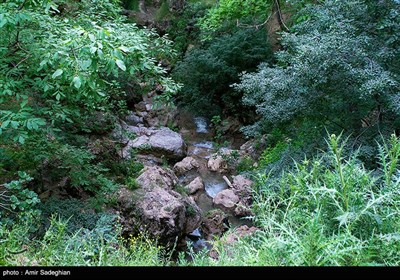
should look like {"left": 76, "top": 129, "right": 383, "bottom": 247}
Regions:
{"left": 235, "top": 0, "right": 400, "bottom": 138}
{"left": 0, "top": 0, "right": 179, "bottom": 145}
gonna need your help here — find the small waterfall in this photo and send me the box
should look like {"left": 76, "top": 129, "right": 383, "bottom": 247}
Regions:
{"left": 204, "top": 179, "right": 228, "bottom": 198}
{"left": 194, "top": 117, "right": 208, "bottom": 133}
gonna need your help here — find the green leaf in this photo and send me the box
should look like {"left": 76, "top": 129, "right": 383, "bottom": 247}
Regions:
{"left": 52, "top": 69, "right": 63, "bottom": 79}
{"left": 20, "top": 99, "right": 28, "bottom": 108}
{"left": 0, "top": 18, "right": 7, "bottom": 28}
{"left": 90, "top": 46, "right": 97, "bottom": 54}
{"left": 1, "top": 120, "right": 10, "bottom": 129}
{"left": 115, "top": 59, "right": 126, "bottom": 71}
{"left": 11, "top": 121, "right": 19, "bottom": 129}
{"left": 73, "top": 76, "right": 82, "bottom": 89}
{"left": 81, "top": 59, "right": 92, "bottom": 70}
{"left": 119, "top": 46, "right": 130, "bottom": 53}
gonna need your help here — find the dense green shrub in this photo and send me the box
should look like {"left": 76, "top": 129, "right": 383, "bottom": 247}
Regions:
{"left": 236, "top": 0, "right": 400, "bottom": 139}
{"left": 173, "top": 27, "right": 273, "bottom": 118}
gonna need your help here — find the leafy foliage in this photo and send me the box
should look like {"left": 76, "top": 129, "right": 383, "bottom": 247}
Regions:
{"left": 198, "top": 0, "right": 272, "bottom": 39}
{"left": 173, "top": 27, "right": 273, "bottom": 118}
{"left": 236, "top": 0, "right": 400, "bottom": 139}
{"left": 0, "top": 0, "right": 178, "bottom": 145}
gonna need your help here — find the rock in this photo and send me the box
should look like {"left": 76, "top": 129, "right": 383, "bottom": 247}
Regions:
{"left": 117, "top": 186, "right": 202, "bottom": 247}
{"left": 188, "top": 228, "right": 202, "bottom": 239}
{"left": 213, "top": 189, "right": 239, "bottom": 209}
{"left": 173, "top": 156, "right": 199, "bottom": 176}
{"left": 183, "top": 196, "right": 203, "bottom": 234}
{"left": 112, "top": 121, "right": 150, "bottom": 144}
{"left": 220, "top": 116, "right": 242, "bottom": 135}
{"left": 145, "top": 104, "right": 153, "bottom": 111}
{"left": 135, "top": 154, "right": 164, "bottom": 167}
{"left": 232, "top": 175, "right": 253, "bottom": 193}
{"left": 231, "top": 175, "right": 254, "bottom": 217}
{"left": 201, "top": 210, "right": 229, "bottom": 240}
{"left": 168, "top": 0, "right": 185, "bottom": 12}
{"left": 125, "top": 112, "right": 143, "bottom": 126}
{"left": 207, "top": 154, "right": 228, "bottom": 173}
{"left": 121, "top": 127, "right": 186, "bottom": 160}
{"left": 148, "top": 128, "right": 185, "bottom": 159}
{"left": 136, "top": 166, "right": 178, "bottom": 190}
{"left": 225, "top": 225, "right": 258, "bottom": 244}
{"left": 143, "top": 105, "right": 179, "bottom": 128}
{"left": 240, "top": 135, "right": 267, "bottom": 159}
{"left": 234, "top": 202, "right": 253, "bottom": 217}
{"left": 210, "top": 225, "right": 258, "bottom": 259}
{"left": 185, "top": 176, "right": 204, "bottom": 194}
{"left": 134, "top": 101, "right": 147, "bottom": 112}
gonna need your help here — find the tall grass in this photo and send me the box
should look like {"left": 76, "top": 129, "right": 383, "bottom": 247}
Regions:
{"left": 183, "top": 134, "right": 400, "bottom": 266}
{"left": 1, "top": 215, "right": 168, "bottom": 266}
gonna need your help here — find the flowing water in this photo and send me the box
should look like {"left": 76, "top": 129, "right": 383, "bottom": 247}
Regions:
{"left": 178, "top": 112, "right": 252, "bottom": 253}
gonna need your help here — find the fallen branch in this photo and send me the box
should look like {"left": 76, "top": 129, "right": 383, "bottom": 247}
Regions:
{"left": 223, "top": 175, "right": 233, "bottom": 188}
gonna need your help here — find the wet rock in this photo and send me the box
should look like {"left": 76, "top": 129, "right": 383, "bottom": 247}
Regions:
{"left": 201, "top": 209, "right": 229, "bottom": 240}
{"left": 173, "top": 156, "right": 199, "bottom": 176}
{"left": 213, "top": 189, "right": 239, "bottom": 209}
{"left": 185, "top": 176, "right": 204, "bottom": 194}
{"left": 136, "top": 165, "right": 178, "bottom": 190}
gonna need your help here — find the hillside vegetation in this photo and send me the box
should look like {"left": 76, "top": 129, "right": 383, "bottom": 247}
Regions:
{"left": 1, "top": 0, "right": 399, "bottom": 266}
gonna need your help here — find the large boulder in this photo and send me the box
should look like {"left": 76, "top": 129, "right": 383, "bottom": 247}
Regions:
{"left": 173, "top": 156, "right": 199, "bottom": 176}
{"left": 117, "top": 185, "right": 202, "bottom": 246}
{"left": 121, "top": 127, "right": 186, "bottom": 160}
{"left": 136, "top": 166, "right": 178, "bottom": 190}
{"left": 213, "top": 189, "right": 239, "bottom": 209}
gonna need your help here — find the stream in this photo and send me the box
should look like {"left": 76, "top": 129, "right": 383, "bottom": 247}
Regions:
{"left": 178, "top": 111, "right": 252, "bottom": 252}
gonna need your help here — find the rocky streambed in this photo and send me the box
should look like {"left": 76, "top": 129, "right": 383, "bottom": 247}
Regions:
{"left": 112, "top": 95, "right": 260, "bottom": 256}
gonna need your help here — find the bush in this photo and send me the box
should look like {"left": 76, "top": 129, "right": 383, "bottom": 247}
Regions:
{"left": 0, "top": 214, "right": 168, "bottom": 266}
{"left": 183, "top": 133, "right": 400, "bottom": 266}
{"left": 173, "top": 27, "right": 273, "bottom": 119}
